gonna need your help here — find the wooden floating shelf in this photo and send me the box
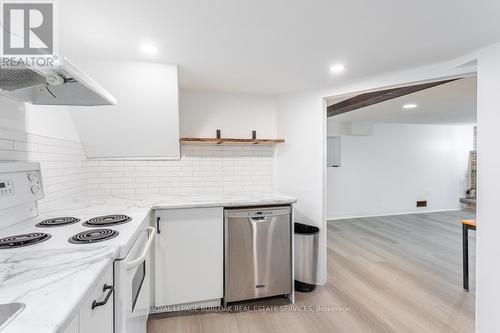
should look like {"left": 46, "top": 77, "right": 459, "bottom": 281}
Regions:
{"left": 180, "top": 138, "right": 285, "bottom": 145}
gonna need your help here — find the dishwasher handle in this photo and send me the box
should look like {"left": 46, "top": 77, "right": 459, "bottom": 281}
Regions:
{"left": 249, "top": 216, "right": 271, "bottom": 223}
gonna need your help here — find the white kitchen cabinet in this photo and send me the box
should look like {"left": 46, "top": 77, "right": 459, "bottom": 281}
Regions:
{"left": 61, "top": 315, "right": 78, "bottom": 333}
{"left": 154, "top": 207, "right": 223, "bottom": 307}
{"left": 79, "top": 265, "right": 114, "bottom": 333}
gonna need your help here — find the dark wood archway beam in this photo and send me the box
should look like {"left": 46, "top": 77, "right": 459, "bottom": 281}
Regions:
{"left": 327, "top": 78, "right": 461, "bottom": 117}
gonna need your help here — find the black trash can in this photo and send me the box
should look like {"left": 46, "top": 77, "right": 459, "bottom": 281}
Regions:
{"left": 294, "top": 222, "right": 320, "bottom": 292}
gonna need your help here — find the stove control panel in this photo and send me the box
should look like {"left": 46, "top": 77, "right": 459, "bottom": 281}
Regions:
{"left": 0, "top": 179, "right": 14, "bottom": 198}
{"left": 0, "top": 163, "right": 44, "bottom": 228}
{"left": 27, "top": 171, "right": 42, "bottom": 196}
{"left": 0, "top": 164, "right": 44, "bottom": 211}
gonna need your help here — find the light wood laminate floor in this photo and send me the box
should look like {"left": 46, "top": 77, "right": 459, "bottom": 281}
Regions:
{"left": 148, "top": 210, "right": 476, "bottom": 333}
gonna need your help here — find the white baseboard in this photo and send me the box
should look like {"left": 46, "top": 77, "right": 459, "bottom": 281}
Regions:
{"left": 327, "top": 208, "right": 461, "bottom": 221}
{"left": 150, "top": 299, "right": 221, "bottom": 313}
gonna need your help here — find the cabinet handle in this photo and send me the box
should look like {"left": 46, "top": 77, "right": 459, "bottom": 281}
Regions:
{"left": 156, "top": 216, "right": 161, "bottom": 233}
{"left": 91, "top": 284, "right": 113, "bottom": 310}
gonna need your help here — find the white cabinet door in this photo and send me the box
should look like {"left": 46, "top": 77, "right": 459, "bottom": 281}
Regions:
{"left": 155, "top": 207, "right": 223, "bottom": 307}
{"left": 79, "top": 265, "right": 114, "bottom": 333}
{"left": 61, "top": 315, "right": 78, "bottom": 333}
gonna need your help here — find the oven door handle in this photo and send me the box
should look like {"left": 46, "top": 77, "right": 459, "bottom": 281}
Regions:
{"left": 125, "top": 226, "right": 156, "bottom": 270}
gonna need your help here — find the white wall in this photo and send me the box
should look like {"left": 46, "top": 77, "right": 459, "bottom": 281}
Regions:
{"left": 0, "top": 96, "right": 27, "bottom": 133}
{"left": 327, "top": 122, "right": 473, "bottom": 219}
{"left": 70, "top": 60, "right": 180, "bottom": 159}
{"left": 179, "top": 89, "right": 277, "bottom": 138}
{"left": 0, "top": 94, "right": 80, "bottom": 141}
{"left": 275, "top": 93, "right": 327, "bottom": 284}
{"left": 0, "top": 95, "right": 87, "bottom": 210}
{"left": 24, "top": 104, "right": 81, "bottom": 142}
{"left": 476, "top": 42, "right": 500, "bottom": 333}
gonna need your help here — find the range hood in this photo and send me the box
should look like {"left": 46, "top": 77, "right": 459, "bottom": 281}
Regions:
{"left": 0, "top": 56, "right": 117, "bottom": 106}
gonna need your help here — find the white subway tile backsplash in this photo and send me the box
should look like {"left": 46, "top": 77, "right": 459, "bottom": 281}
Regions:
{"left": 125, "top": 171, "right": 148, "bottom": 177}
{"left": 0, "top": 129, "right": 28, "bottom": 141}
{"left": 85, "top": 144, "right": 273, "bottom": 194}
{"left": 99, "top": 160, "right": 124, "bottom": 167}
{"left": 0, "top": 150, "right": 28, "bottom": 161}
{"left": 100, "top": 172, "right": 124, "bottom": 178}
{"left": 89, "top": 177, "right": 110, "bottom": 184}
{"left": 0, "top": 129, "right": 87, "bottom": 210}
{"left": 111, "top": 177, "right": 136, "bottom": 183}
{"left": 1, "top": 130, "right": 275, "bottom": 203}
{"left": 135, "top": 188, "right": 160, "bottom": 194}
{"left": 149, "top": 171, "right": 171, "bottom": 177}
{"left": 110, "top": 166, "right": 136, "bottom": 172}
{"left": 0, "top": 139, "right": 14, "bottom": 150}
{"left": 111, "top": 189, "right": 135, "bottom": 195}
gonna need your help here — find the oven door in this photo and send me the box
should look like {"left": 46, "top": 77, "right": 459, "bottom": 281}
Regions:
{"left": 114, "top": 226, "right": 155, "bottom": 333}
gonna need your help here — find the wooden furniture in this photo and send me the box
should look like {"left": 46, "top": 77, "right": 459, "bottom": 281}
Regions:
{"left": 180, "top": 138, "right": 285, "bottom": 145}
{"left": 461, "top": 219, "right": 476, "bottom": 291}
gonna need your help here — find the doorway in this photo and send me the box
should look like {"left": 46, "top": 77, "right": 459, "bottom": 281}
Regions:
{"left": 323, "top": 76, "right": 477, "bottom": 332}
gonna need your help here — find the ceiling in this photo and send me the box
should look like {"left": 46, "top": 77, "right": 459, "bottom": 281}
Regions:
{"left": 328, "top": 76, "right": 477, "bottom": 125}
{"left": 57, "top": 0, "right": 500, "bottom": 94}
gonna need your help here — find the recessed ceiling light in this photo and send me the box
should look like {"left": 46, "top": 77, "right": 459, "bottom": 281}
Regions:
{"left": 329, "top": 64, "right": 345, "bottom": 74}
{"left": 140, "top": 44, "right": 159, "bottom": 55}
{"left": 403, "top": 103, "right": 418, "bottom": 109}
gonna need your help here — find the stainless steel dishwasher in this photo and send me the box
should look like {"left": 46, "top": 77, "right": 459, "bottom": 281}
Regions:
{"left": 224, "top": 206, "right": 292, "bottom": 303}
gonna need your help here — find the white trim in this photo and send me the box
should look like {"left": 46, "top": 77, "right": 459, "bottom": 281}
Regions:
{"left": 0, "top": 162, "right": 40, "bottom": 173}
{"left": 289, "top": 204, "right": 295, "bottom": 302}
{"left": 327, "top": 208, "right": 461, "bottom": 221}
{"left": 150, "top": 299, "right": 221, "bottom": 314}
{"left": 87, "top": 156, "right": 181, "bottom": 161}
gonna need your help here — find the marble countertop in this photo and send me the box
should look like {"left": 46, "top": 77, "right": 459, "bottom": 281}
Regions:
{"left": 0, "top": 246, "right": 118, "bottom": 333}
{"left": 0, "top": 191, "right": 296, "bottom": 333}
{"left": 107, "top": 191, "right": 297, "bottom": 210}
{"left": 37, "top": 191, "right": 297, "bottom": 217}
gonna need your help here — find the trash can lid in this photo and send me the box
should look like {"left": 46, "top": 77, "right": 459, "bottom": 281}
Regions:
{"left": 294, "top": 222, "right": 320, "bottom": 235}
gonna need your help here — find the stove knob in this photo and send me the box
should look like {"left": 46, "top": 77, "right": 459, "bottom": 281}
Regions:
{"left": 28, "top": 171, "right": 39, "bottom": 182}
{"left": 31, "top": 184, "right": 41, "bottom": 195}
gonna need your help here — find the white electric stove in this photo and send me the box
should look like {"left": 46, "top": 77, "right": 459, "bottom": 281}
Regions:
{"left": 0, "top": 162, "right": 154, "bottom": 333}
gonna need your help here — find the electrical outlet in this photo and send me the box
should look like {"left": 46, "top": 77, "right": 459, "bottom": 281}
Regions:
{"left": 416, "top": 200, "right": 427, "bottom": 208}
